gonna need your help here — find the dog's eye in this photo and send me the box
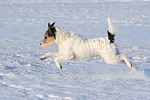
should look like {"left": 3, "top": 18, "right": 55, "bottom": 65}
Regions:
{"left": 45, "top": 36, "right": 47, "bottom": 39}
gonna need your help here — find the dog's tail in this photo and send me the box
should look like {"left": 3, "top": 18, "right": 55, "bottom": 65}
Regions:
{"left": 107, "top": 17, "right": 116, "bottom": 43}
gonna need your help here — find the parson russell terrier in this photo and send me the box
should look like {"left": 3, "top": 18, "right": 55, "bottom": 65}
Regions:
{"left": 39, "top": 17, "right": 137, "bottom": 71}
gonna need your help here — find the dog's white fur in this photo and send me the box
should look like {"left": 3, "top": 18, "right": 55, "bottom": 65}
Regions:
{"left": 40, "top": 17, "right": 137, "bottom": 71}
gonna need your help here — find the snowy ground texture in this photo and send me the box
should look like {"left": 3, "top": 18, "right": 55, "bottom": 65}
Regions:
{"left": 0, "top": 0, "right": 150, "bottom": 100}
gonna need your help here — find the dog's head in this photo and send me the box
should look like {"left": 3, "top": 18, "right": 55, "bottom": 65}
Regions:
{"left": 40, "top": 22, "right": 56, "bottom": 47}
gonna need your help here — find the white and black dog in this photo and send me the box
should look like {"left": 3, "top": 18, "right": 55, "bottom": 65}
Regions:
{"left": 39, "top": 17, "right": 137, "bottom": 71}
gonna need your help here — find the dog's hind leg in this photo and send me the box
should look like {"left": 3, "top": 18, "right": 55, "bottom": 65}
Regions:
{"left": 118, "top": 53, "right": 137, "bottom": 71}
{"left": 55, "top": 53, "right": 74, "bottom": 70}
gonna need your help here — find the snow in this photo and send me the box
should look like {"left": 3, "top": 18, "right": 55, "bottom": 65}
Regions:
{"left": 0, "top": 0, "right": 150, "bottom": 100}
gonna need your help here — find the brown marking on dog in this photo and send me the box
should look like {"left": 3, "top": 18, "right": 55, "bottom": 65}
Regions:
{"left": 60, "top": 65, "right": 62, "bottom": 70}
{"left": 39, "top": 56, "right": 46, "bottom": 60}
{"left": 42, "top": 33, "right": 56, "bottom": 44}
{"left": 130, "top": 62, "right": 132, "bottom": 68}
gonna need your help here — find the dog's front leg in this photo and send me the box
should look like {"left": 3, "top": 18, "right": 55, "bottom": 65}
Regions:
{"left": 39, "top": 52, "right": 59, "bottom": 60}
{"left": 55, "top": 53, "right": 74, "bottom": 70}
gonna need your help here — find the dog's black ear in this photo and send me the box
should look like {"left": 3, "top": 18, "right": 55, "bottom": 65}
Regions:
{"left": 48, "top": 22, "right": 52, "bottom": 33}
{"left": 51, "top": 22, "right": 55, "bottom": 27}
{"left": 48, "top": 22, "right": 51, "bottom": 28}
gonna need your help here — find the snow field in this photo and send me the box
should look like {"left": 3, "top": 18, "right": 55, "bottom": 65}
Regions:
{"left": 0, "top": 0, "right": 150, "bottom": 100}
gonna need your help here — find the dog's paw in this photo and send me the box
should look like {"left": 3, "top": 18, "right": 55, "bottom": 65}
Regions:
{"left": 39, "top": 55, "right": 47, "bottom": 60}
{"left": 56, "top": 63, "right": 62, "bottom": 70}
{"left": 132, "top": 66, "right": 138, "bottom": 71}
{"left": 60, "top": 65, "right": 62, "bottom": 70}
{"left": 39, "top": 57, "right": 46, "bottom": 60}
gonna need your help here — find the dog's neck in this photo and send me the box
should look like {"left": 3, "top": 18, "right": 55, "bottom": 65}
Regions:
{"left": 54, "top": 27, "right": 73, "bottom": 45}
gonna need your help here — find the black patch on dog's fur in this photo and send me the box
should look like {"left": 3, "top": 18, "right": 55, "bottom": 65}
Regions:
{"left": 107, "top": 30, "right": 115, "bottom": 43}
{"left": 46, "top": 27, "right": 56, "bottom": 38}
{"left": 46, "top": 22, "right": 56, "bottom": 38}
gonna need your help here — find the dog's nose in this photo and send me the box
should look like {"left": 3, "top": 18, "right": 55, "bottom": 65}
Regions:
{"left": 40, "top": 43, "right": 42, "bottom": 45}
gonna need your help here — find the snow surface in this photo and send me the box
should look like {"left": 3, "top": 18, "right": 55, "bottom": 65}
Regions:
{"left": 0, "top": 0, "right": 150, "bottom": 100}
